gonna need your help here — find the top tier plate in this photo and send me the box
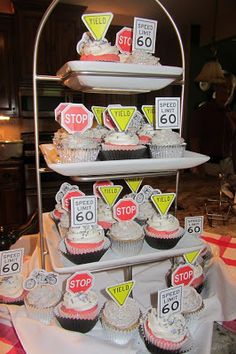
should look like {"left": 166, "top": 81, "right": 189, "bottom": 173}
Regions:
{"left": 57, "top": 61, "right": 183, "bottom": 94}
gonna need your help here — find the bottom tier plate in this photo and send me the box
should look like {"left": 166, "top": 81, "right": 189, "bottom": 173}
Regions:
{"left": 43, "top": 213, "right": 204, "bottom": 274}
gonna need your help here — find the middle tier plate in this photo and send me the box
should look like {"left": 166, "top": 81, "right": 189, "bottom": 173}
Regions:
{"left": 40, "top": 144, "right": 210, "bottom": 177}
{"left": 43, "top": 213, "right": 204, "bottom": 274}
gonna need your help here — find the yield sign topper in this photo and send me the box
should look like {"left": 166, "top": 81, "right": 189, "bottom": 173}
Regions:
{"left": 62, "top": 189, "right": 85, "bottom": 211}
{"left": 108, "top": 106, "right": 137, "bottom": 131}
{"left": 151, "top": 193, "right": 176, "bottom": 216}
{"left": 66, "top": 272, "right": 94, "bottom": 294}
{"left": 113, "top": 198, "right": 138, "bottom": 222}
{"left": 171, "top": 264, "right": 195, "bottom": 287}
{"left": 106, "top": 280, "right": 135, "bottom": 307}
{"left": 141, "top": 105, "right": 155, "bottom": 125}
{"left": 115, "top": 27, "right": 133, "bottom": 53}
{"left": 61, "top": 103, "right": 93, "bottom": 134}
{"left": 82, "top": 13, "right": 113, "bottom": 40}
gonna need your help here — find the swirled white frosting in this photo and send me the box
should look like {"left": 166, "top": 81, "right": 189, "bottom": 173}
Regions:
{"left": 137, "top": 124, "right": 155, "bottom": 137}
{"left": 104, "top": 131, "right": 139, "bottom": 146}
{"left": 137, "top": 201, "right": 156, "bottom": 220}
{"left": 119, "top": 50, "right": 161, "bottom": 66}
{"left": 109, "top": 221, "right": 143, "bottom": 240}
{"left": 146, "top": 213, "right": 180, "bottom": 232}
{"left": 0, "top": 274, "right": 24, "bottom": 298}
{"left": 62, "top": 290, "right": 98, "bottom": 311}
{"left": 147, "top": 308, "right": 187, "bottom": 342}
{"left": 67, "top": 224, "right": 104, "bottom": 244}
{"left": 62, "top": 135, "right": 98, "bottom": 149}
{"left": 97, "top": 199, "right": 116, "bottom": 223}
{"left": 103, "top": 298, "right": 140, "bottom": 329}
{"left": 193, "top": 264, "right": 203, "bottom": 278}
{"left": 151, "top": 130, "right": 184, "bottom": 146}
{"left": 26, "top": 285, "right": 61, "bottom": 308}
{"left": 182, "top": 286, "right": 203, "bottom": 313}
{"left": 77, "top": 32, "right": 119, "bottom": 56}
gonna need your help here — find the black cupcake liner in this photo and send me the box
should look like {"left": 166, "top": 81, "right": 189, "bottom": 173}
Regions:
{"left": 58, "top": 238, "right": 110, "bottom": 265}
{"left": 56, "top": 314, "right": 98, "bottom": 333}
{"left": 99, "top": 147, "right": 147, "bottom": 160}
{"left": 0, "top": 299, "right": 24, "bottom": 306}
{"left": 145, "top": 234, "right": 182, "bottom": 250}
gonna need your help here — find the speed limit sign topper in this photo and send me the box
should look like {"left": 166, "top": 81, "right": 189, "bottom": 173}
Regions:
{"left": 155, "top": 97, "right": 181, "bottom": 129}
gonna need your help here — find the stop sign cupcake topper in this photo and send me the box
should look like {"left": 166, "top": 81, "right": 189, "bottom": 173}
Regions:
{"left": 66, "top": 272, "right": 94, "bottom": 294}
{"left": 171, "top": 264, "right": 195, "bottom": 287}
{"left": 61, "top": 103, "right": 93, "bottom": 134}
{"left": 113, "top": 198, "right": 138, "bottom": 222}
{"left": 62, "top": 189, "right": 85, "bottom": 211}
{"left": 115, "top": 27, "right": 133, "bottom": 53}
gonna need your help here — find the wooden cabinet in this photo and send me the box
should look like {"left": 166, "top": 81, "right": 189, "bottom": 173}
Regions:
{"left": 0, "top": 14, "right": 17, "bottom": 116}
{"left": 0, "top": 161, "right": 26, "bottom": 229}
{"left": 13, "top": 0, "right": 86, "bottom": 83}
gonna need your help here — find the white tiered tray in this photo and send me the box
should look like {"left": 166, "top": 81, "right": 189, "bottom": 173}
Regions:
{"left": 57, "top": 61, "right": 183, "bottom": 94}
{"left": 40, "top": 144, "right": 210, "bottom": 177}
{"left": 43, "top": 213, "right": 204, "bottom": 274}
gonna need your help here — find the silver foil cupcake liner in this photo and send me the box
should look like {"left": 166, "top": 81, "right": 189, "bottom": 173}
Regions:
{"left": 101, "top": 316, "right": 139, "bottom": 345}
{"left": 109, "top": 234, "right": 144, "bottom": 256}
{"left": 149, "top": 143, "right": 186, "bottom": 159}
{"left": 58, "top": 147, "right": 100, "bottom": 163}
{"left": 24, "top": 299, "right": 56, "bottom": 325}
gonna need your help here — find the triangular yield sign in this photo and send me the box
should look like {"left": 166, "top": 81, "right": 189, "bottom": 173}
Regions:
{"left": 98, "top": 185, "right": 123, "bottom": 207}
{"left": 183, "top": 249, "right": 202, "bottom": 264}
{"left": 151, "top": 193, "right": 176, "bottom": 216}
{"left": 141, "top": 105, "right": 155, "bottom": 125}
{"left": 108, "top": 107, "right": 137, "bottom": 131}
{"left": 106, "top": 281, "right": 135, "bottom": 306}
{"left": 91, "top": 106, "right": 106, "bottom": 125}
{"left": 125, "top": 178, "right": 143, "bottom": 193}
{"left": 82, "top": 13, "right": 113, "bottom": 40}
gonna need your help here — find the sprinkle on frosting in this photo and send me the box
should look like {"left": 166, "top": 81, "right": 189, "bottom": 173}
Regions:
{"left": 151, "top": 129, "right": 184, "bottom": 146}
{"left": 103, "top": 298, "right": 140, "bottom": 329}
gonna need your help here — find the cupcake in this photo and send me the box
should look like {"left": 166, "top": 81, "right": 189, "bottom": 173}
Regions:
{"left": 24, "top": 284, "right": 61, "bottom": 324}
{"left": 55, "top": 289, "right": 99, "bottom": 333}
{"left": 182, "top": 286, "right": 204, "bottom": 323}
{"left": 58, "top": 134, "right": 100, "bottom": 163}
{"left": 137, "top": 124, "right": 155, "bottom": 144}
{"left": 101, "top": 131, "right": 146, "bottom": 160}
{"left": 97, "top": 198, "right": 116, "bottom": 231}
{"left": 149, "top": 130, "right": 186, "bottom": 159}
{"left": 108, "top": 220, "right": 144, "bottom": 256}
{"left": 190, "top": 264, "right": 205, "bottom": 294}
{"left": 58, "top": 210, "right": 70, "bottom": 238}
{"left": 144, "top": 213, "right": 184, "bottom": 250}
{"left": 119, "top": 50, "right": 161, "bottom": 66}
{"left": 53, "top": 128, "right": 69, "bottom": 151}
{"left": 60, "top": 224, "right": 110, "bottom": 264}
{"left": 77, "top": 32, "right": 120, "bottom": 62}
{"left": 101, "top": 297, "right": 141, "bottom": 345}
{"left": 0, "top": 274, "right": 26, "bottom": 305}
{"left": 141, "top": 308, "right": 191, "bottom": 354}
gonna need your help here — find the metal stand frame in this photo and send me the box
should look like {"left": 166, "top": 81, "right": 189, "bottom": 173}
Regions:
{"left": 33, "top": 0, "right": 185, "bottom": 272}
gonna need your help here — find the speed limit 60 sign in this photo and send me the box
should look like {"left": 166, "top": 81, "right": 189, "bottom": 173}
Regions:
{"left": 132, "top": 17, "right": 157, "bottom": 53}
{"left": 0, "top": 248, "right": 24, "bottom": 276}
{"left": 71, "top": 196, "right": 97, "bottom": 227}
{"left": 158, "top": 285, "right": 183, "bottom": 318}
{"left": 185, "top": 216, "right": 204, "bottom": 236}
{"left": 155, "top": 97, "right": 180, "bottom": 129}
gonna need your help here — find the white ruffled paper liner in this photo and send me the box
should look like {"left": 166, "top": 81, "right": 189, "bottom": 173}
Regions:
{"left": 139, "top": 314, "right": 193, "bottom": 354}
{"left": 54, "top": 304, "right": 99, "bottom": 333}
{"left": 108, "top": 233, "right": 144, "bottom": 257}
{"left": 149, "top": 143, "right": 186, "bottom": 159}
{"left": 58, "top": 146, "right": 100, "bottom": 163}
{"left": 144, "top": 227, "right": 185, "bottom": 250}
{"left": 24, "top": 299, "right": 58, "bottom": 325}
{"left": 100, "top": 311, "right": 140, "bottom": 346}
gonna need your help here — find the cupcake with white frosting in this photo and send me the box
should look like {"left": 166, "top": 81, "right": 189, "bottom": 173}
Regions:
{"left": 101, "top": 297, "right": 141, "bottom": 345}
{"left": 77, "top": 32, "right": 120, "bottom": 62}
{"left": 141, "top": 308, "right": 191, "bottom": 354}
{"left": 137, "top": 123, "right": 155, "bottom": 144}
{"left": 182, "top": 286, "right": 204, "bottom": 323}
{"left": 0, "top": 274, "right": 26, "bottom": 305}
{"left": 119, "top": 50, "right": 161, "bottom": 66}
{"left": 55, "top": 289, "right": 99, "bottom": 333}
{"left": 136, "top": 200, "right": 156, "bottom": 225}
{"left": 149, "top": 129, "right": 186, "bottom": 158}
{"left": 101, "top": 131, "right": 146, "bottom": 160}
{"left": 144, "top": 213, "right": 184, "bottom": 249}
{"left": 97, "top": 199, "right": 116, "bottom": 230}
{"left": 60, "top": 224, "right": 110, "bottom": 264}
{"left": 58, "top": 134, "right": 100, "bottom": 163}
{"left": 108, "top": 220, "right": 144, "bottom": 256}
{"left": 24, "top": 284, "right": 61, "bottom": 324}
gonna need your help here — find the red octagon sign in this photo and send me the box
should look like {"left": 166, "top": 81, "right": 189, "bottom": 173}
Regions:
{"left": 66, "top": 272, "right": 94, "bottom": 294}
{"left": 116, "top": 27, "right": 133, "bottom": 53}
{"left": 93, "top": 180, "right": 114, "bottom": 198}
{"left": 171, "top": 264, "right": 195, "bottom": 286}
{"left": 62, "top": 189, "right": 85, "bottom": 211}
{"left": 61, "top": 103, "right": 93, "bottom": 134}
{"left": 114, "top": 198, "right": 138, "bottom": 222}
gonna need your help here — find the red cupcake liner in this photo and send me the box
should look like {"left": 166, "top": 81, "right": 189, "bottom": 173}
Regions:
{"left": 64, "top": 238, "right": 105, "bottom": 255}
{"left": 80, "top": 54, "right": 120, "bottom": 62}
